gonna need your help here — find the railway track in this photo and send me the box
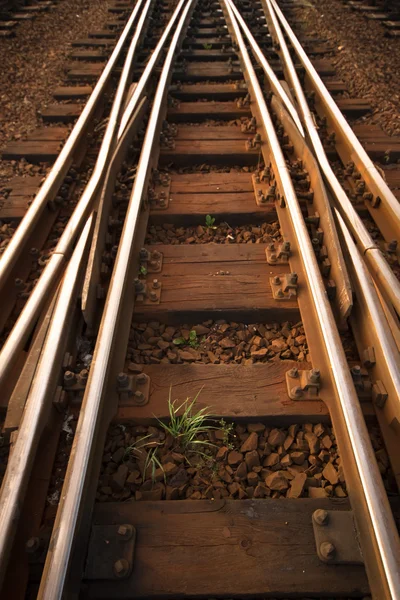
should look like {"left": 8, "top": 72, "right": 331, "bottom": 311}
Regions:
{"left": 0, "top": 0, "right": 400, "bottom": 597}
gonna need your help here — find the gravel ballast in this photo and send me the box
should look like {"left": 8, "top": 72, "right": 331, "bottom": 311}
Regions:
{"left": 0, "top": 0, "right": 113, "bottom": 185}
{"left": 289, "top": 0, "right": 400, "bottom": 136}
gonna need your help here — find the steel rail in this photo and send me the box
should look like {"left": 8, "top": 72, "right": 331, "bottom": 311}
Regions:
{"left": 0, "top": 212, "right": 94, "bottom": 591}
{"left": 227, "top": 0, "right": 304, "bottom": 136}
{"left": 335, "top": 206, "right": 400, "bottom": 431}
{"left": 230, "top": 0, "right": 352, "bottom": 325}
{"left": 37, "top": 2, "right": 194, "bottom": 597}
{"left": 0, "top": 1, "right": 143, "bottom": 292}
{"left": 118, "top": 0, "right": 187, "bottom": 137}
{"left": 0, "top": 0, "right": 150, "bottom": 389}
{"left": 80, "top": 0, "right": 188, "bottom": 325}
{"left": 224, "top": 1, "right": 400, "bottom": 597}
{"left": 262, "top": 0, "right": 400, "bottom": 318}
{"left": 270, "top": 0, "right": 400, "bottom": 247}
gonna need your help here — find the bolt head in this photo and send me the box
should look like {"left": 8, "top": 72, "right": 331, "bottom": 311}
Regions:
{"left": 117, "top": 524, "right": 133, "bottom": 540}
{"left": 25, "top": 537, "right": 40, "bottom": 554}
{"left": 313, "top": 508, "right": 329, "bottom": 526}
{"left": 320, "top": 541, "right": 336, "bottom": 561}
{"left": 288, "top": 367, "right": 298, "bottom": 378}
{"left": 113, "top": 558, "right": 130, "bottom": 578}
{"left": 291, "top": 386, "right": 303, "bottom": 398}
{"left": 276, "top": 288, "right": 284, "bottom": 298}
{"left": 117, "top": 373, "right": 129, "bottom": 387}
{"left": 136, "top": 373, "right": 146, "bottom": 384}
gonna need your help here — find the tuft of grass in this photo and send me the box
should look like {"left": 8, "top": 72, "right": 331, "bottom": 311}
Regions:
{"left": 205, "top": 214, "right": 217, "bottom": 230}
{"left": 155, "top": 388, "right": 215, "bottom": 454}
{"left": 203, "top": 43, "right": 213, "bottom": 50}
{"left": 140, "top": 265, "right": 147, "bottom": 276}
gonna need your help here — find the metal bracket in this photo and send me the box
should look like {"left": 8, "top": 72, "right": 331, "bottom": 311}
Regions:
{"left": 252, "top": 171, "right": 276, "bottom": 207}
{"left": 134, "top": 277, "right": 162, "bottom": 304}
{"left": 117, "top": 371, "right": 150, "bottom": 407}
{"left": 312, "top": 509, "right": 363, "bottom": 565}
{"left": 286, "top": 367, "right": 321, "bottom": 400}
{"left": 270, "top": 273, "right": 298, "bottom": 300}
{"left": 148, "top": 171, "right": 171, "bottom": 210}
{"left": 265, "top": 239, "right": 291, "bottom": 265}
{"left": 350, "top": 365, "right": 372, "bottom": 400}
{"left": 139, "top": 248, "right": 163, "bottom": 273}
{"left": 84, "top": 524, "right": 136, "bottom": 580}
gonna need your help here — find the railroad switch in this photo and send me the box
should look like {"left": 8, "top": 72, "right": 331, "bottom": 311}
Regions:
{"left": 312, "top": 510, "right": 363, "bottom": 566}
{"left": 270, "top": 272, "right": 298, "bottom": 300}
{"left": 286, "top": 368, "right": 321, "bottom": 401}
{"left": 117, "top": 368, "right": 150, "bottom": 407}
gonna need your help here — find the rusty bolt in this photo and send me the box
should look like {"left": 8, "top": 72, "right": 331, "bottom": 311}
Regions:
{"left": 268, "top": 243, "right": 275, "bottom": 250}
{"left": 276, "top": 288, "right": 284, "bottom": 298}
{"left": 136, "top": 373, "right": 147, "bottom": 384}
{"left": 117, "top": 524, "right": 133, "bottom": 540}
{"left": 117, "top": 373, "right": 129, "bottom": 388}
{"left": 289, "top": 273, "right": 298, "bottom": 285}
{"left": 309, "top": 368, "right": 320, "bottom": 383}
{"left": 15, "top": 278, "right": 24, "bottom": 288}
{"left": 149, "top": 260, "right": 159, "bottom": 269}
{"left": 149, "top": 291, "right": 158, "bottom": 302}
{"left": 152, "top": 279, "right": 160, "bottom": 289}
{"left": 288, "top": 367, "right": 298, "bottom": 378}
{"left": 269, "top": 252, "right": 277, "bottom": 262}
{"left": 152, "top": 250, "right": 161, "bottom": 260}
{"left": 63, "top": 371, "right": 76, "bottom": 388}
{"left": 320, "top": 541, "right": 336, "bottom": 561}
{"left": 113, "top": 558, "right": 130, "bottom": 579}
{"left": 291, "top": 386, "right": 304, "bottom": 399}
{"left": 79, "top": 369, "right": 89, "bottom": 381}
{"left": 30, "top": 247, "right": 39, "bottom": 256}
{"left": 273, "top": 276, "right": 280, "bottom": 285}
{"left": 134, "top": 390, "right": 145, "bottom": 404}
{"left": 351, "top": 365, "right": 362, "bottom": 377}
{"left": 134, "top": 278, "right": 144, "bottom": 293}
{"left": 313, "top": 509, "right": 329, "bottom": 526}
{"left": 25, "top": 537, "right": 41, "bottom": 554}
{"left": 388, "top": 239, "right": 398, "bottom": 252}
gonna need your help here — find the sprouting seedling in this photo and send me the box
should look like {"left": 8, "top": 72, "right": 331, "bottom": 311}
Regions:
{"left": 205, "top": 214, "right": 217, "bottom": 230}
{"left": 203, "top": 43, "right": 213, "bottom": 50}
{"left": 140, "top": 265, "right": 147, "bottom": 276}
{"left": 173, "top": 329, "right": 199, "bottom": 348}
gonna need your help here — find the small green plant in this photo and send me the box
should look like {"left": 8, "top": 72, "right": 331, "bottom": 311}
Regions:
{"left": 124, "top": 436, "right": 165, "bottom": 484}
{"left": 219, "top": 418, "right": 235, "bottom": 449}
{"left": 203, "top": 43, "right": 213, "bottom": 50}
{"left": 139, "top": 265, "right": 147, "bottom": 276}
{"left": 173, "top": 329, "right": 199, "bottom": 348}
{"left": 205, "top": 214, "right": 217, "bottom": 230}
{"left": 155, "top": 388, "right": 215, "bottom": 454}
